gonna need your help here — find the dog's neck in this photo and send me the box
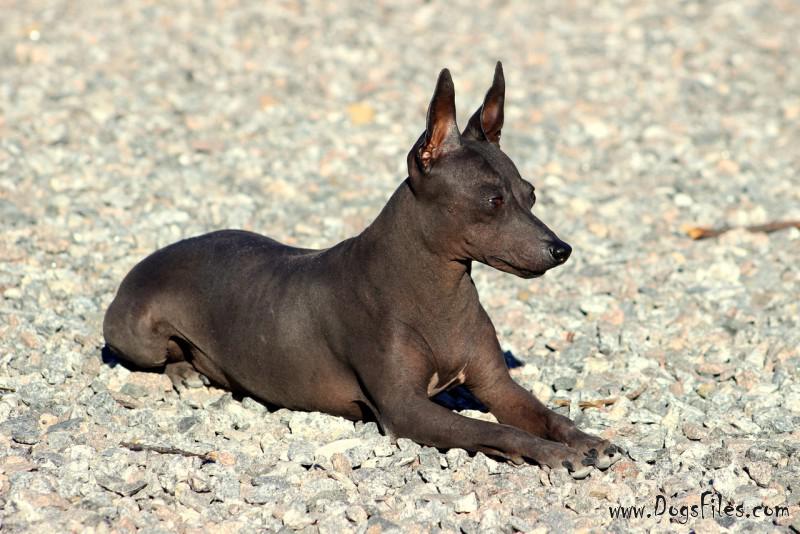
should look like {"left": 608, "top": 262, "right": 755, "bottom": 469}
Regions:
{"left": 356, "top": 179, "right": 474, "bottom": 297}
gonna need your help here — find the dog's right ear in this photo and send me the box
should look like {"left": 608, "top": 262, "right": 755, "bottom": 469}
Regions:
{"left": 408, "top": 69, "right": 462, "bottom": 181}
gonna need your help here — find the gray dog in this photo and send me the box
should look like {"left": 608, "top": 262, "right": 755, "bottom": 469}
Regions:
{"left": 104, "top": 63, "right": 621, "bottom": 478}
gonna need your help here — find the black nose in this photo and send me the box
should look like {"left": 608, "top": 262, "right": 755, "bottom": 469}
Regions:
{"left": 549, "top": 242, "right": 572, "bottom": 264}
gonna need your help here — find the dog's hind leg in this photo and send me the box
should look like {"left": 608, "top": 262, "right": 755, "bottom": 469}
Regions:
{"left": 102, "top": 289, "right": 183, "bottom": 368}
{"left": 164, "top": 337, "right": 231, "bottom": 390}
{"left": 104, "top": 285, "right": 233, "bottom": 392}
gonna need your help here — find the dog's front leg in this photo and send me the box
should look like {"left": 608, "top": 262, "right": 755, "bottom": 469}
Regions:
{"left": 377, "top": 390, "right": 597, "bottom": 477}
{"left": 354, "top": 347, "right": 595, "bottom": 477}
{"left": 465, "top": 334, "right": 622, "bottom": 470}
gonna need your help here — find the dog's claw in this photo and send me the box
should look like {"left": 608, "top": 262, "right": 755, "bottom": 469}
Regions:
{"left": 594, "top": 445, "right": 623, "bottom": 470}
{"left": 570, "top": 465, "right": 593, "bottom": 479}
{"left": 559, "top": 459, "right": 592, "bottom": 479}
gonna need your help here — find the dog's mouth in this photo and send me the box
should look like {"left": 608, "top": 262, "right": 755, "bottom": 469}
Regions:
{"left": 488, "top": 257, "right": 546, "bottom": 279}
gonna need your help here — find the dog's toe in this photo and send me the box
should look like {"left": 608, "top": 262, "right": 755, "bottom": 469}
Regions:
{"left": 570, "top": 465, "right": 593, "bottom": 479}
{"left": 594, "top": 446, "right": 624, "bottom": 470}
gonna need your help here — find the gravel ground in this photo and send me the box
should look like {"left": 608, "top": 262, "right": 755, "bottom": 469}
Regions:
{"left": 1, "top": 0, "right": 799, "bottom": 532}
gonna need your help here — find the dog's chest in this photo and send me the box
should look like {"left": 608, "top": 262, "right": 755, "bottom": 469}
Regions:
{"left": 407, "top": 287, "right": 489, "bottom": 398}
{"left": 426, "top": 365, "right": 468, "bottom": 397}
{"left": 420, "top": 319, "right": 485, "bottom": 397}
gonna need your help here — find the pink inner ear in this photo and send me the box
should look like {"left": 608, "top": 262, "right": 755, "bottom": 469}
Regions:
{"left": 419, "top": 147, "right": 434, "bottom": 169}
{"left": 428, "top": 121, "right": 450, "bottom": 152}
{"left": 481, "top": 102, "right": 502, "bottom": 140}
{"left": 420, "top": 125, "right": 447, "bottom": 169}
{"left": 421, "top": 110, "right": 459, "bottom": 169}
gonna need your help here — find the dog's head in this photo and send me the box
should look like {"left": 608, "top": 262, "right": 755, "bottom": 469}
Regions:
{"left": 407, "top": 62, "right": 571, "bottom": 278}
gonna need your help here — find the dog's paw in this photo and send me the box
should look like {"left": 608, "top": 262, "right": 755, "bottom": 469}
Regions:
{"left": 565, "top": 432, "right": 623, "bottom": 471}
{"left": 562, "top": 445, "right": 622, "bottom": 478}
{"left": 529, "top": 435, "right": 624, "bottom": 480}
{"left": 536, "top": 442, "right": 597, "bottom": 480}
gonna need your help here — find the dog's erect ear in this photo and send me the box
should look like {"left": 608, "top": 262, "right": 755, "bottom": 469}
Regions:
{"left": 412, "top": 69, "right": 462, "bottom": 174}
{"left": 463, "top": 61, "right": 505, "bottom": 144}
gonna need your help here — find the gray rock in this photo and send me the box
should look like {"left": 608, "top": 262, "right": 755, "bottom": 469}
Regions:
{"left": 46, "top": 417, "right": 84, "bottom": 433}
{"left": 177, "top": 416, "right": 200, "bottom": 433}
{"left": 117, "top": 383, "right": 147, "bottom": 399}
{"left": 682, "top": 422, "right": 708, "bottom": 441}
{"left": 2, "top": 414, "right": 41, "bottom": 445}
{"left": 746, "top": 443, "right": 787, "bottom": 466}
{"left": 372, "top": 436, "right": 395, "bottom": 457}
{"left": 364, "top": 515, "right": 402, "bottom": 533}
{"left": 444, "top": 448, "right": 470, "bottom": 470}
{"left": 345, "top": 504, "right": 368, "bottom": 524}
{"left": 245, "top": 484, "right": 277, "bottom": 505}
{"left": 744, "top": 461, "right": 773, "bottom": 487}
{"left": 188, "top": 471, "right": 211, "bottom": 493}
{"left": 396, "top": 438, "right": 422, "bottom": 454}
{"left": 252, "top": 475, "right": 291, "bottom": 491}
{"left": 17, "top": 382, "right": 54, "bottom": 410}
{"left": 282, "top": 502, "right": 313, "bottom": 530}
{"left": 95, "top": 474, "right": 148, "bottom": 497}
{"left": 703, "top": 447, "right": 733, "bottom": 470}
{"left": 553, "top": 376, "right": 577, "bottom": 391}
{"left": 210, "top": 473, "right": 241, "bottom": 502}
{"left": 753, "top": 413, "right": 798, "bottom": 434}
{"left": 627, "top": 446, "right": 666, "bottom": 464}
{"left": 453, "top": 492, "right": 478, "bottom": 513}
{"left": 287, "top": 440, "right": 316, "bottom": 466}
{"left": 0, "top": 199, "right": 34, "bottom": 226}
{"left": 241, "top": 396, "right": 268, "bottom": 414}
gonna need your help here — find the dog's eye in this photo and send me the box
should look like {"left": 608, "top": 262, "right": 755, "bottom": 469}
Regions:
{"left": 489, "top": 196, "right": 504, "bottom": 208}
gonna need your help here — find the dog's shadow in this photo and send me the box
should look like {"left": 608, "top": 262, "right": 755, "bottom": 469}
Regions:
{"left": 101, "top": 346, "right": 524, "bottom": 416}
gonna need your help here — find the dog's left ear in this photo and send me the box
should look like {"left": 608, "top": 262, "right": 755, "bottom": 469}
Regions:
{"left": 462, "top": 61, "right": 505, "bottom": 144}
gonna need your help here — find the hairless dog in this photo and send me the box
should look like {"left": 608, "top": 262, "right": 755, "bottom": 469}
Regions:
{"left": 104, "top": 63, "right": 621, "bottom": 478}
